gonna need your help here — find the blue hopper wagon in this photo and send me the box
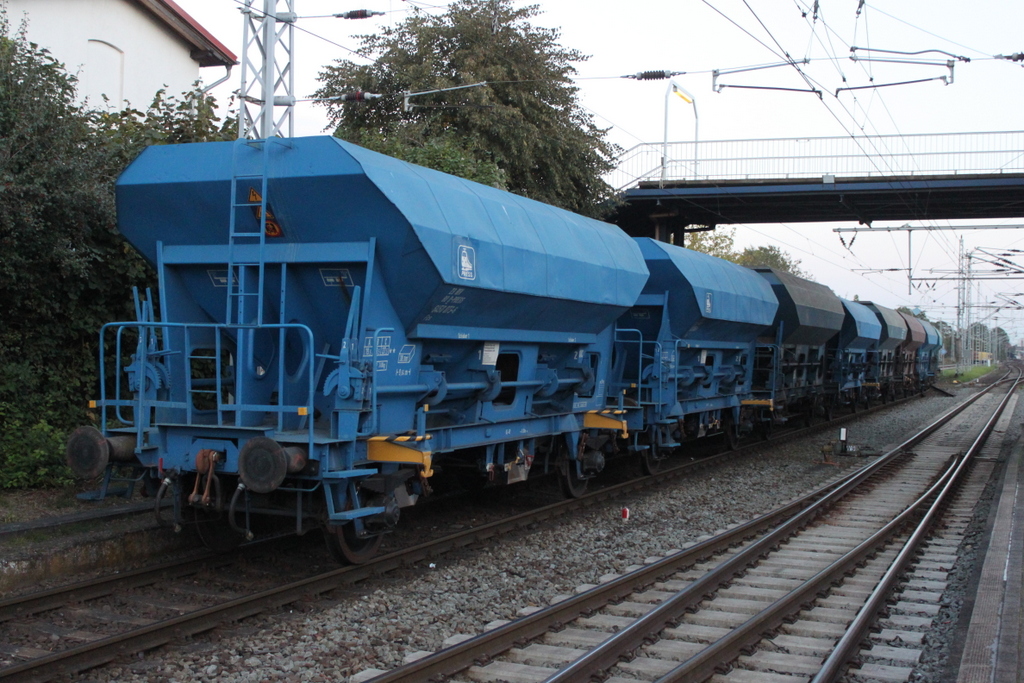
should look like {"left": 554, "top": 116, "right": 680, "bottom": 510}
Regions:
{"left": 862, "top": 302, "right": 908, "bottom": 402}
{"left": 752, "top": 268, "right": 845, "bottom": 427}
{"left": 614, "top": 239, "right": 777, "bottom": 467}
{"left": 897, "top": 312, "right": 927, "bottom": 395}
{"left": 63, "top": 135, "right": 946, "bottom": 562}
{"left": 917, "top": 320, "right": 943, "bottom": 386}
{"left": 66, "top": 136, "right": 648, "bottom": 561}
{"left": 833, "top": 298, "right": 883, "bottom": 410}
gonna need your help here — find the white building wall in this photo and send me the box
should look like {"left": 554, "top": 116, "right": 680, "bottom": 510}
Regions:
{"left": 7, "top": 0, "right": 201, "bottom": 109}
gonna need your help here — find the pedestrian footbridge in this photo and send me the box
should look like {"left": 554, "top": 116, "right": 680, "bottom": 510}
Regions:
{"left": 610, "top": 131, "right": 1024, "bottom": 240}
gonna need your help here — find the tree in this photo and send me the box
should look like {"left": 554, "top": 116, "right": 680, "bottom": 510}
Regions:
{"left": 314, "top": 0, "right": 617, "bottom": 217}
{"left": 679, "top": 226, "right": 806, "bottom": 277}
{"left": 0, "top": 11, "right": 233, "bottom": 487}
{"left": 92, "top": 87, "right": 235, "bottom": 169}
{"left": 897, "top": 306, "right": 930, "bottom": 321}
{"left": 735, "top": 244, "right": 805, "bottom": 277}
{"left": 681, "top": 226, "right": 737, "bottom": 260}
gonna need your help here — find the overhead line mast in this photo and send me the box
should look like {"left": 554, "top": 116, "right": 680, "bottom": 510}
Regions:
{"left": 237, "top": 1, "right": 382, "bottom": 139}
{"left": 239, "top": 0, "right": 296, "bottom": 139}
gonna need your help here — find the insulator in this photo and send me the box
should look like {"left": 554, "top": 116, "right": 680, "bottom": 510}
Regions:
{"left": 337, "top": 9, "right": 384, "bottom": 19}
{"left": 341, "top": 92, "right": 382, "bottom": 102}
{"left": 635, "top": 70, "right": 673, "bottom": 80}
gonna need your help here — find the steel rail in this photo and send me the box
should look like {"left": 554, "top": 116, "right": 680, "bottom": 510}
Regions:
{"left": 650, "top": 449, "right": 973, "bottom": 682}
{"left": 810, "top": 368, "right": 1023, "bottom": 683}
{"left": 0, "top": 500, "right": 173, "bottom": 541}
{"left": 0, "top": 553, "right": 222, "bottom": 623}
{"left": 0, "top": 386, "right": 951, "bottom": 682}
{"left": 0, "top": 435, "right": 799, "bottom": 683}
{"left": 639, "top": 373, "right": 1020, "bottom": 683}
{"left": 364, "top": 379, "right": 997, "bottom": 683}
{"left": 0, "top": 416, "right": 854, "bottom": 682}
{"left": 364, "top": 472, "right": 867, "bottom": 683}
{"left": 542, "top": 377, "right": 1005, "bottom": 683}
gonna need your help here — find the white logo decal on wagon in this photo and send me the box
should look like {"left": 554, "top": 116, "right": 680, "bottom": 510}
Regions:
{"left": 458, "top": 245, "right": 476, "bottom": 280}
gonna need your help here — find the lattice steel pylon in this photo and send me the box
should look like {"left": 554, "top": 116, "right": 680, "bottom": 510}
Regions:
{"left": 239, "top": 0, "right": 296, "bottom": 139}
{"left": 956, "top": 238, "right": 972, "bottom": 374}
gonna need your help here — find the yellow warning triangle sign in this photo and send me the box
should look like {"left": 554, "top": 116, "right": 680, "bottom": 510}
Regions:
{"left": 247, "top": 187, "right": 283, "bottom": 237}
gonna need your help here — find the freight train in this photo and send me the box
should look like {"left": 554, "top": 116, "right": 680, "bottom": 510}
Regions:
{"left": 65, "top": 136, "right": 942, "bottom": 562}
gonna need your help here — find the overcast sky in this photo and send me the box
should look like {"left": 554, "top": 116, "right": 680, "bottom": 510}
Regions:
{"left": 177, "top": 0, "right": 1024, "bottom": 341}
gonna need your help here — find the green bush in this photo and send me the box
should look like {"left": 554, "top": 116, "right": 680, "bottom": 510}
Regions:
{"left": 0, "top": 404, "right": 73, "bottom": 489}
{"left": 0, "top": 11, "right": 235, "bottom": 490}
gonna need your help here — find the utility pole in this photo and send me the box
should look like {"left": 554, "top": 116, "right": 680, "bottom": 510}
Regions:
{"left": 956, "top": 238, "right": 970, "bottom": 373}
{"left": 834, "top": 223, "right": 1024, "bottom": 294}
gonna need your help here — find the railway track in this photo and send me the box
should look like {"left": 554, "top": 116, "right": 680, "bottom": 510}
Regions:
{"left": 0, "top": 388, "right": 959, "bottom": 682}
{"left": 358, "top": 371, "right": 1019, "bottom": 683}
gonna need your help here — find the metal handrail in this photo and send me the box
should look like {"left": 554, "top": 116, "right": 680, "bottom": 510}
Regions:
{"left": 99, "top": 320, "right": 316, "bottom": 448}
{"left": 609, "top": 130, "right": 1024, "bottom": 189}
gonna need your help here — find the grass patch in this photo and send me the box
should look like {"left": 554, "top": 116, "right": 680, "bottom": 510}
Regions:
{"left": 943, "top": 365, "right": 995, "bottom": 383}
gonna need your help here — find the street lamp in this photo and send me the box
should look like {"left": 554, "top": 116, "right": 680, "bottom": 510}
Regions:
{"left": 662, "top": 80, "right": 698, "bottom": 186}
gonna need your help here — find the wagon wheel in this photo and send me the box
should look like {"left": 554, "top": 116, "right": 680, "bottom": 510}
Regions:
{"left": 325, "top": 523, "right": 382, "bottom": 565}
{"left": 558, "top": 459, "right": 589, "bottom": 498}
{"left": 722, "top": 415, "right": 740, "bottom": 450}
{"left": 640, "top": 447, "right": 665, "bottom": 476}
{"left": 724, "top": 425, "right": 739, "bottom": 450}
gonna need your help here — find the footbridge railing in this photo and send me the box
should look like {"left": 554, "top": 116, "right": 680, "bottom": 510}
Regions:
{"left": 609, "top": 130, "right": 1024, "bottom": 191}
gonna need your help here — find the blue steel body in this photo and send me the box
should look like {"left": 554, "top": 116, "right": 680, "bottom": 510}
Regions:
{"left": 834, "top": 298, "right": 883, "bottom": 392}
{"left": 917, "top": 320, "right": 943, "bottom": 383}
{"left": 862, "top": 302, "right": 908, "bottom": 392}
{"left": 897, "top": 312, "right": 927, "bottom": 391}
{"left": 103, "top": 136, "right": 648, "bottom": 527}
{"left": 615, "top": 239, "right": 778, "bottom": 444}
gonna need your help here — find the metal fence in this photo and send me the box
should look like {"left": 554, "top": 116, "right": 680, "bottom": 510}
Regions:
{"left": 609, "top": 130, "right": 1024, "bottom": 191}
